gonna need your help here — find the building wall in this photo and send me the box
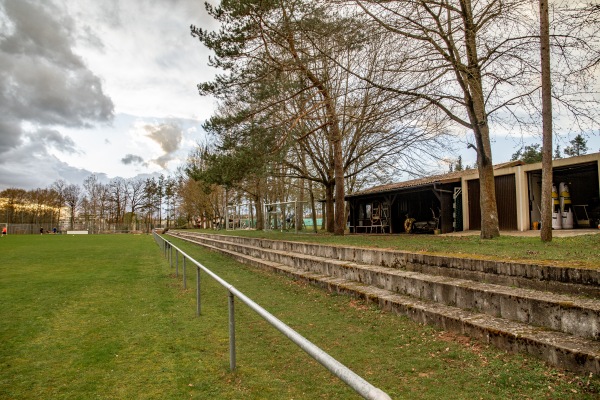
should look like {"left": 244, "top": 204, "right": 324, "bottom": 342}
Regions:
{"left": 461, "top": 152, "right": 600, "bottom": 231}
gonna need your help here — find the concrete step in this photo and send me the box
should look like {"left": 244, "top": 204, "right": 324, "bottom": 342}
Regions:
{"left": 166, "top": 231, "right": 600, "bottom": 374}
{"left": 170, "top": 231, "right": 600, "bottom": 341}
{"left": 188, "top": 232, "right": 600, "bottom": 298}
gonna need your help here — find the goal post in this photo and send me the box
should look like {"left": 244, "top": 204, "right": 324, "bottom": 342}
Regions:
{"left": 264, "top": 201, "right": 307, "bottom": 234}
{"left": 225, "top": 202, "right": 256, "bottom": 230}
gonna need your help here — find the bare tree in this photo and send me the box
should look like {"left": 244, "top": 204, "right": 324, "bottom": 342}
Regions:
{"left": 109, "top": 178, "right": 128, "bottom": 231}
{"left": 350, "top": 0, "right": 549, "bottom": 238}
{"left": 126, "top": 178, "right": 146, "bottom": 230}
{"left": 50, "top": 179, "right": 68, "bottom": 227}
{"left": 63, "top": 184, "right": 81, "bottom": 230}
{"left": 83, "top": 174, "right": 103, "bottom": 233}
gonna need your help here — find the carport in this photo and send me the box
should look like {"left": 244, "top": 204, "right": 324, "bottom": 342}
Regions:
{"left": 345, "top": 171, "right": 465, "bottom": 234}
{"left": 526, "top": 158, "right": 600, "bottom": 229}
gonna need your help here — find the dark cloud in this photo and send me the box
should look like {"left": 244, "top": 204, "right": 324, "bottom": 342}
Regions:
{"left": 0, "top": 0, "right": 114, "bottom": 159}
{"left": 0, "top": 0, "right": 82, "bottom": 68}
{"left": 144, "top": 123, "right": 183, "bottom": 167}
{"left": 33, "top": 128, "right": 78, "bottom": 154}
{"left": 77, "top": 25, "right": 105, "bottom": 51}
{"left": 0, "top": 118, "right": 23, "bottom": 153}
{"left": 0, "top": 139, "right": 93, "bottom": 190}
{"left": 121, "top": 154, "right": 146, "bottom": 166}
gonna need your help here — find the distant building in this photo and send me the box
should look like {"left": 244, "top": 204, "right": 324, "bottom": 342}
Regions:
{"left": 345, "top": 152, "right": 600, "bottom": 233}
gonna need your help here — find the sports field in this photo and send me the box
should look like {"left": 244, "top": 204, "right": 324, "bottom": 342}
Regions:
{"left": 1, "top": 234, "right": 598, "bottom": 399}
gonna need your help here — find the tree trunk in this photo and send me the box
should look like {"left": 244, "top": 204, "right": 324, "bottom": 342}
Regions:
{"left": 297, "top": 178, "right": 304, "bottom": 231}
{"left": 325, "top": 183, "right": 335, "bottom": 233}
{"left": 255, "top": 195, "right": 264, "bottom": 231}
{"left": 308, "top": 180, "right": 318, "bottom": 233}
{"left": 254, "top": 179, "right": 264, "bottom": 230}
{"left": 332, "top": 137, "right": 345, "bottom": 235}
{"left": 477, "top": 152, "right": 500, "bottom": 239}
{"left": 462, "top": 0, "right": 500, "bottom": 239}
{"left": 540, "top": 0, "right": 553, "bottom": 242}
{"left": 70, "top": 205, "right": 75, "bottom": 230}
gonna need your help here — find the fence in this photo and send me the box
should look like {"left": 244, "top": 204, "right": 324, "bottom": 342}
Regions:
{"left": 0, "top": 223, "right": 58, "bottom": 235}
{"left": 152, "top": 232, "right": 391, "bottom": 400}
{"left": 0, "top": 223, "right": 139, "bottom": 235}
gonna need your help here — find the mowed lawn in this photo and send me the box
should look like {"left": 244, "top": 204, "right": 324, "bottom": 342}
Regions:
{"left": 1, "top": 234, "right": 598, "bottom": 399}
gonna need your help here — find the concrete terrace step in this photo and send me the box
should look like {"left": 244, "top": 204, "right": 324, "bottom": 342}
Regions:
{"left": 183, "top": 232, "right": 600, "bottom": 298}
{"left": 166, "top": 231, "right": 600, "bottom": 374}
{"left": 170, "top": 231, "right": 600, "bottom": 340}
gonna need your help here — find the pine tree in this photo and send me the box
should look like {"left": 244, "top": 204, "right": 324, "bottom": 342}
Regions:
{"left": 510, "top": 144, "right": 542, "bottom": 164}
{"left": 554, "top": 144, "right": 562, "bottom": 159}
{"left": 564, "top": 134, "right": 588, "bottom": 157}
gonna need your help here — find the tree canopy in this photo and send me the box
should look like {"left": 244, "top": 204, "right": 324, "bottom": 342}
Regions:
{"left": 188, "top": 0, "right": 600, "bottom": 237}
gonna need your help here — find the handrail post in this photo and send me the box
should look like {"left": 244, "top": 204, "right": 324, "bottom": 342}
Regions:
{"left": 169, "top": 243, "right": 172, "bottom": 268}
{"left": 196, "top": 267, "right": 201, "bottom": 316}
{"left": 175, "top": 249, "right": 179, "bottom": 277}
{"left": 229, "top": 291, "right": 236, "bottom": 371}
{"left": 182, "top": 257, "right": 187, "bottom": 289}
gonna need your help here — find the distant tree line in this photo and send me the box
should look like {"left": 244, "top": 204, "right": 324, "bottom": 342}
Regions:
{"left": 510, "top": 134, "right": 589, "bottom": 164}
{"left": 0, "top": 174, "right": 187, "bottom": 233}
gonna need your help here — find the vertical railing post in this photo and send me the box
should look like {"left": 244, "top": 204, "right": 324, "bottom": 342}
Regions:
{"left": 196, "top": 267, "right": 201, "bottom": 316}
{"left": 167, "top": 242, "right": 173, "bottom": 268}
{"left": 182, "top": 257, "right": 187, "bottom": 289}
{"left": 175, "top": 249, "right": 179, "bottom": 277}
{"left": 229, "top": 291, "right": 236, "bottom": 371}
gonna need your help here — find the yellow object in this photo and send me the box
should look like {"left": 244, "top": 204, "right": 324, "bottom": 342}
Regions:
{"left": 552, "top": 185, "right": 559, "bottom": 205}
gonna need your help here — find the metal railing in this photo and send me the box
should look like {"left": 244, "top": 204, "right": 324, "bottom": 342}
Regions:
{"left": 153, "top": 231, "right": 391, "bottom": 400}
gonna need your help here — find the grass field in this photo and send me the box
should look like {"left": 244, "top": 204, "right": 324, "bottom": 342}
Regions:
{"left": 1, "top": 233, "right": 599, "bottom": 399}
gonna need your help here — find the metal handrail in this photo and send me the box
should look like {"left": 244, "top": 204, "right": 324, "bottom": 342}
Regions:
{"left": 152, "top": 232, "right": 391, "bottom": 400}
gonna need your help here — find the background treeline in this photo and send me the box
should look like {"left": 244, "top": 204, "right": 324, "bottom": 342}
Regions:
{"left": 0, "top": 175, "right": 184, "bottom": 233}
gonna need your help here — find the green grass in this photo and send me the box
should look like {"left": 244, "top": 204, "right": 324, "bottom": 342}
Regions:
{"left": 187, "top": 228, "right": 600, "bottom": 269}
{"left": 1, "top": 234, "right": 598, "bottom": 399}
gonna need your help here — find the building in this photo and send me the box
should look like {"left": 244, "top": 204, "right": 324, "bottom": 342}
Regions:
{"left": 345, "top": 152, "right": 600, "bottom": 234}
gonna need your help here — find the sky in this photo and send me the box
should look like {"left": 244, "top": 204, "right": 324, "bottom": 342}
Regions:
{"left": 0, "top": 0, "right": 216, "bottom": 191}
{"left": 0, "top": 0, "right": 598, "bottom": 192}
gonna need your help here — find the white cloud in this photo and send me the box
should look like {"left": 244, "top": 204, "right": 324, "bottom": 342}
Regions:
{"left": 61, "top": 0, "right": 217, "bottom": 120}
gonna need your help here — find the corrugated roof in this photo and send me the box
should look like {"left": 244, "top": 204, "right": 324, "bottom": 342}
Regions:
{"left": 346, "top": 160, "right": 524, "bottom": 198}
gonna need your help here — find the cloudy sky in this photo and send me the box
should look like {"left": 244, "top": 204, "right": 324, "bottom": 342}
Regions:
{"left": 0, "top": 0, "right": 216, "bottom": 190}
{"left": 1, "top": 0, "right": 598, "bottom": 192}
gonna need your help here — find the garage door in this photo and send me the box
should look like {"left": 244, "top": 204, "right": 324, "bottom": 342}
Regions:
{"left": 468, "top": 174, "right": 517, "bottom": 231}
